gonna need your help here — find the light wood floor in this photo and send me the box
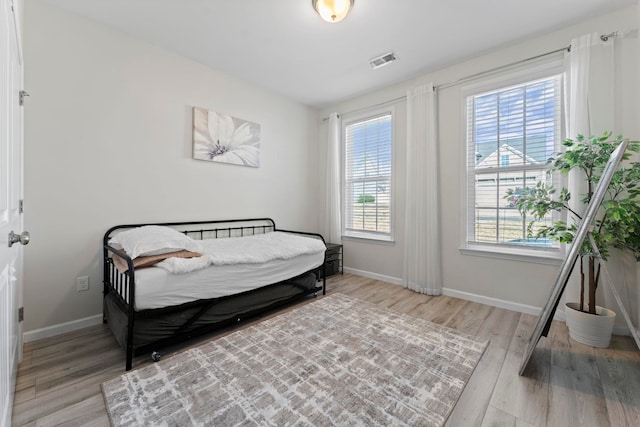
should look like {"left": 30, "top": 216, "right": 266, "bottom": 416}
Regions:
{"left": 12, "top": 273, "right": 640, "bottom": 426}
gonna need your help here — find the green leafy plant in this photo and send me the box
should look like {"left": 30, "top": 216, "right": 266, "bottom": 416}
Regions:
{"left": 357, "top": 194, "right": 375, "bottom": 203}
{"left": 505, "top": 132, "right": 640, "bottom": 314}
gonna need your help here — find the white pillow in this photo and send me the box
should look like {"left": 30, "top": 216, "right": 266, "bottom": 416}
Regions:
{"left": 109, "top": 225, "right": 202, "bottom": 259}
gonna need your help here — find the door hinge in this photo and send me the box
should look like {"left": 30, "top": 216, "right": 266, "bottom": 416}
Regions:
{"left": 19, "top": 90, "right": 29, "bottom": 106}
{"left": 19, "top": 199, "right": 24, "bottom": 213}
{"left": 18, "top": 307, "right": 24, "bottom": 322}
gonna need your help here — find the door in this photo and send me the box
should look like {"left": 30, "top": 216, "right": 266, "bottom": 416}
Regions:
{"left": 1, "top": 0, "right": 25, "bottom": 425}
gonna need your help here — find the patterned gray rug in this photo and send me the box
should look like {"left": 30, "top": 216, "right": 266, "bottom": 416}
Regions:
{"left": 102, "top": 293, "right": 488, "bottom": 426}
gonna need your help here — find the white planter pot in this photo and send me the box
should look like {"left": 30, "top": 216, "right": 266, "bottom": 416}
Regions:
{"left": 564, "top": 302, "right": 616, "bottom": 348}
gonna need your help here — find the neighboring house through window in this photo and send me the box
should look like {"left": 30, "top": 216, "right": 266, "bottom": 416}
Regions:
{"left": 463, "top": 63, "right": 564, "bottom": 257}
{"left": 342, "top": 109, "right": 393, "bottom": 241}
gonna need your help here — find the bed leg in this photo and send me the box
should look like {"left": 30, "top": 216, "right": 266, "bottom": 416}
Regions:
{"left": 126, "top": 344, "right": 133, "bottom": 371}
{"left": 322, "top": 266, "right": 326, "bottom": 295}
{"left": 126, "top": 314, "right": 135, "bottom": 371}
{"left": 102, "top": 286, "right": 108, "bottom": 324}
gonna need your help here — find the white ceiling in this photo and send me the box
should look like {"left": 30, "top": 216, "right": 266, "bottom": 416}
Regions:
{"left": 40, "top": 0, "right": 635, "bottom": 108}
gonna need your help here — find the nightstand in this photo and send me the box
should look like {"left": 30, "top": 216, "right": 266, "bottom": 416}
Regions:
{"left": 323, "top": 243, "right": 343, "bottom": 278}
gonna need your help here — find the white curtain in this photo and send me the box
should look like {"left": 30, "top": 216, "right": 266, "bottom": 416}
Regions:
{"left": 564, "top": 34, "right": 593, "bottom": 303}
{"left": 324, "top": 112, "right": 342, "bottom": 244}
{"left": 563, "top": 33, "right": 616, "bottom": 303}
{"left": 403, "top": 83, "right": 442, "bottom": 295}
{"left": 564, "top": 33, "right": 592, "bottom": 138}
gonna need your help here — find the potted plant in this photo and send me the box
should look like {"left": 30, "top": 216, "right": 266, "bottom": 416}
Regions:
{"left": 506, "top": 132, "right": 640, "bottom": 347}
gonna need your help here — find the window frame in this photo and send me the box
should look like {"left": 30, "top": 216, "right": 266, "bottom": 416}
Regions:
{"left": 341, "top": 106, "right": 395, "bottom": 242}
{"left": 460, "top": 60, "right": 566, "bottom": 262}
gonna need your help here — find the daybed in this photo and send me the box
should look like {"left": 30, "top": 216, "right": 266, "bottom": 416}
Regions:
{"left": 102, "top": 218, "right": 326, "bottom": 370}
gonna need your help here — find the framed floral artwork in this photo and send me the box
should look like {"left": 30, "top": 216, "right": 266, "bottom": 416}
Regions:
{"left": 192, "top": 107, "right": 260, "bottom": 167}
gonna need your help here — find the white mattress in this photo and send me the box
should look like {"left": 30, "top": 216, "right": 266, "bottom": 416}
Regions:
{"left": 133, "top": 251, "right": 324, "bottom": 310}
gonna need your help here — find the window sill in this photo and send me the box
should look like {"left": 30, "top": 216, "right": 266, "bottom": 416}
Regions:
{"left": 460, "top": 244, "right": 563, "bottom": 265}
{"left": 342, "top": 235, "right": 395, "bottom": 246}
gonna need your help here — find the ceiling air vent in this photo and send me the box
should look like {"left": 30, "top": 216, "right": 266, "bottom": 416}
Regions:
{"left": 370, "top": 52, "right": 397, "bottom": 69}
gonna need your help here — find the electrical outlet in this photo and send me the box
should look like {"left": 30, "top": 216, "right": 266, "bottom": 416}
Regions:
{"left": 76, "top": 276, "right": 89, "bottom": 291}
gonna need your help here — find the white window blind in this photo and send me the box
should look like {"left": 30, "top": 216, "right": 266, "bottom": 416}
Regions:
{"left": 466, "top": 74, "right": 563, "bottom": 250}
{"left": 343, "top": 112, "right": 393, "bottom": 240}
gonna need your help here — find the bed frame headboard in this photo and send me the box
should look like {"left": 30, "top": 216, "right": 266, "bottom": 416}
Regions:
{"left": 104, "top": 218, "right": 325, "bottom": 247}
{"left": 103, "top": 218, "right": 279, "bottom": 245}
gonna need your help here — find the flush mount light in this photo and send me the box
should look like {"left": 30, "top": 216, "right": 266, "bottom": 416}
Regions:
{"left": 312, "top": 0, "right": 354, "bottom": 23}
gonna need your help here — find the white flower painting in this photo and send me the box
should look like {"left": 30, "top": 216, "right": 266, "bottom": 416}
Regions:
{"left": 193, "top": 107, "right": 260, "bottom": 167}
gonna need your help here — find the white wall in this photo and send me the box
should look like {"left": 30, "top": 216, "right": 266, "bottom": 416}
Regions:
{"left": 23, "top": 0, "right": 319, "bottom": 333}
{"left": 319, "top": 6, "right": 640, "bottom": 312}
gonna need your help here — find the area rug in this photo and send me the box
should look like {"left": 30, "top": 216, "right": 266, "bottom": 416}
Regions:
{"left": 102, "top": 293, "right": 488, "bottom": 426}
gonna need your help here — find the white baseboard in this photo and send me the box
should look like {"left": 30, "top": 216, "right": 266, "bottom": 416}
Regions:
{"left": 23, "top": 314, "right": 104, "bottom": 343}
{"left": 343, "top": 267, "right": 403, "bottom": 286}
{"left": 441, "top": 287, "right": 562, "bottom": 319}
{"left": 440, "top": 290, "right": 631, "bottom": 336}
{"left": 343, "top": 269, "right": 556, "bottom": 318}
{"left": 612, "top": 325, "right": 633, "bottom": 336}
{"left": 345, "top": 269, "right": 633, "bottom": 336}
{"left": 344, "top": 269, "right": 550, "bottom": 317}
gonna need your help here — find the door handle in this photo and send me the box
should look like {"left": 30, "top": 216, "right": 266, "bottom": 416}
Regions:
{"left": 8, "top": 231, "right": 30, "bottom": 247}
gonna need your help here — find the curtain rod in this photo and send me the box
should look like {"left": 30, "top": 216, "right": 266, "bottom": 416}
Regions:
{"left": 321, "top": 30, "right": 620, "bottom": 121}
{"left": 436, "top": 29, "right": 620, "bottom": 90}
{"left": 321, "top": 95, "right": 406, "bottom": 122}
{"left": 435, "top": 45, "right": 569, "bottom": 91}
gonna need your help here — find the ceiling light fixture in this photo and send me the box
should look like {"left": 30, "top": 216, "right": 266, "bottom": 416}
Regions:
{"left": 312, "top": 0, "right": 354, "bottom": 23}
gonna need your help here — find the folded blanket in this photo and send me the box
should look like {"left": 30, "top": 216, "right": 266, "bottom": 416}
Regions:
{"left": 155, "top": 232, "right": 325, "bottom": 274}
{"left": 205, "top": 232, "right": 325, "bottom": 264}
{"left": 111, "top": 250, "right": 202, "bottom": 274}
{"left": 155, "top": 255, "right": 212, "bottom": 274}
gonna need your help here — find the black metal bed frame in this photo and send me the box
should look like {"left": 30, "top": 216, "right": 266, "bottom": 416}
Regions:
{"left": 102, "top": 218, "right": 326, "bottom": 371}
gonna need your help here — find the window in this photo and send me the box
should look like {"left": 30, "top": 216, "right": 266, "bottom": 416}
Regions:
{"left": 464, "top": 71, "right": 563, "bottom": 254}
{"left": 343, "top": 110, "right": 393, "bottom": 241}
